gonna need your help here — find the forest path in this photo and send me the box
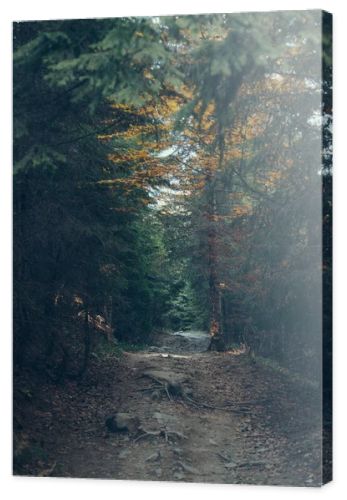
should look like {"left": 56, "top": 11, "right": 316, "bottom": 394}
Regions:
{"left": 16, "top": 331, "right": 322, "bottom": 485}
{"left": 105, "top": 332, "right": 321, "bottom": 485}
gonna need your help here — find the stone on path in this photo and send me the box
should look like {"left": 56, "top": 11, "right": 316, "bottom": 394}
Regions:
{"left": 105, "top": 413, "right": 140, "bottom": 434}
{"left": 142, "top": 369, "right": 188, "bottom": 386}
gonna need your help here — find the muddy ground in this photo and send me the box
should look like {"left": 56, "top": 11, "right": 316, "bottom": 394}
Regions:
{"left": 13, "top": 331, "right": 327, "bottom": 486}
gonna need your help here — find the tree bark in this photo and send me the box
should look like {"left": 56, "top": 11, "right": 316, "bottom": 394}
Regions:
{"left": 206, "top": 169, "right": 225, "bottom": 352}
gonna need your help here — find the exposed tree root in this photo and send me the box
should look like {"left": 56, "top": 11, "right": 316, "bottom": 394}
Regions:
{"left": 182, "top": 394, "right": 252, "bottom": 413}
{"left": 134, "top": 427, "right": 188, "bottom": 443}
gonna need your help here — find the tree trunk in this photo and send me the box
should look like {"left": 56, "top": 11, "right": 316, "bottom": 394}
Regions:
{"left": 76, "top": 304, "right": 91, "bottom": 378}
{"left": 206, "top": 170, "right": 225, "bottom": 352}
{"left": 103, "top": 295, "right": 114, "bottom": 343}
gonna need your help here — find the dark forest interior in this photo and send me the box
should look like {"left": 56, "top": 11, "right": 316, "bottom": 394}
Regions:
{"left": 13, "top": 11, "right": 332, "bottom": 485}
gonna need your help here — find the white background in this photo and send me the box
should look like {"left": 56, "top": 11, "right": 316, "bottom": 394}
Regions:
{"left": 1, "top": 0, "right": 346, "bottom": 498}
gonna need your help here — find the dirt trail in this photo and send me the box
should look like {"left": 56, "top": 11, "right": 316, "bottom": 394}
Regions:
{"left": 14, "top": 331, "right": 323, "bottom": 485}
